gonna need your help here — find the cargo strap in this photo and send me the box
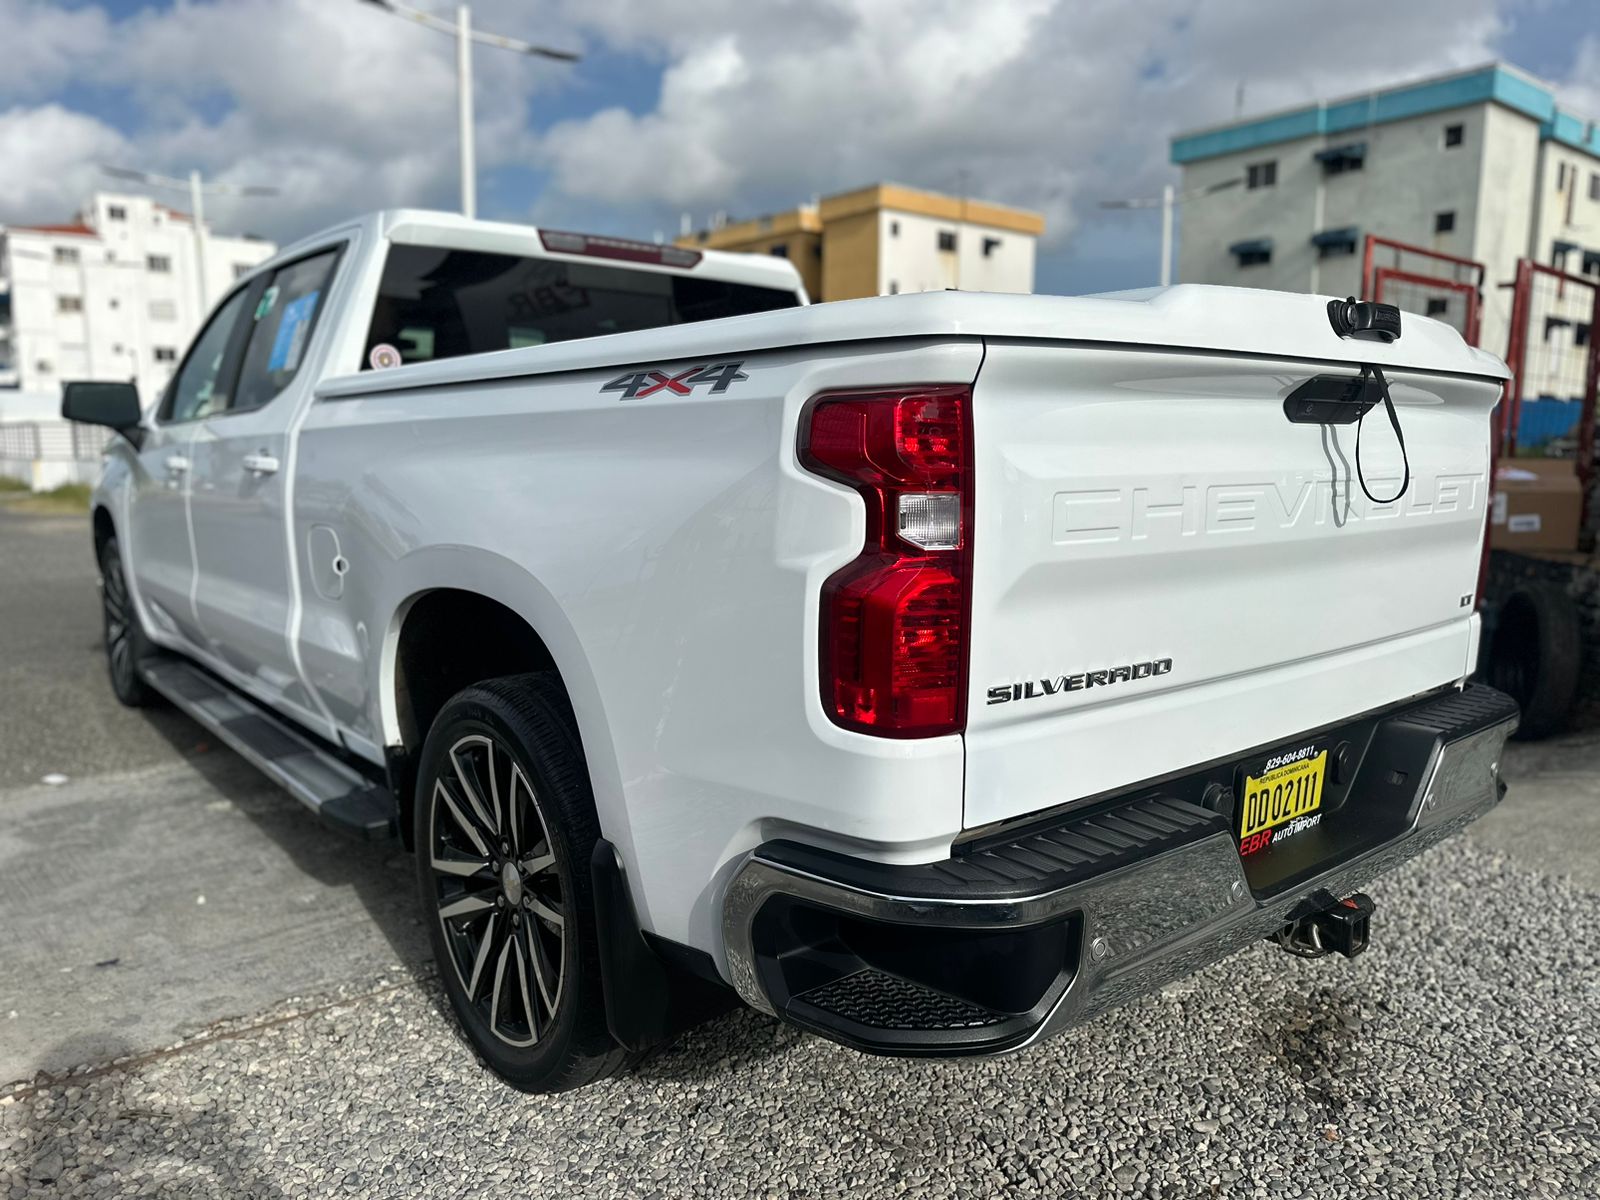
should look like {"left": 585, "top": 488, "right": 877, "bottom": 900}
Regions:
{"left": 1355, "top": 364, "right": 1410, "bottom": 504}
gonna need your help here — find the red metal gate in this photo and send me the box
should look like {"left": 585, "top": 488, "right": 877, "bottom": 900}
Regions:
{"left": 1501, "top": 259, "right": 1600, "bottom": 469}
{"left": 1361, "top": 234, "right": 1485, "bottom": 347}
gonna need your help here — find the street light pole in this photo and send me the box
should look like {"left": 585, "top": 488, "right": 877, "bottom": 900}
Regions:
{"left": 456, "top": 5, "right": 476, "bottom": 218}
{"left": 358, "top": 0, "right": 580, "bottom": 220}
{"left": 189, "top": 170, "right": 208, "bottom": 307}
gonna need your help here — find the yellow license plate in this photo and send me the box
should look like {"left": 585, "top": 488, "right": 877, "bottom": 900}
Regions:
{"left": 1239, "top": 750, "right": 1327, "bottom": 842}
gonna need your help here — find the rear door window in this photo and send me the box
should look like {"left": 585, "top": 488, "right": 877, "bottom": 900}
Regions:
{"left": 232, "top": 247, "right": 341, "bottom": 412}
{"left": 363, "top": 244, "right": 799, "bottom": 369}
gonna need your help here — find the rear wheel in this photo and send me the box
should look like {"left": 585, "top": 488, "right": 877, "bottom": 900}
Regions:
{"left": 99, "top": 534, "right": 156, "bottom": 708}
{"left": 414, "top": 673, "right": 627, "bottom": 1092}
{"left": 1488, "top": 583, "right": 1581, "bottom": 740}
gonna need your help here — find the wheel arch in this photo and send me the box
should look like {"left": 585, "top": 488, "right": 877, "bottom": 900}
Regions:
{"left": 377, "top": 554, "right": 621, "bottom": 854}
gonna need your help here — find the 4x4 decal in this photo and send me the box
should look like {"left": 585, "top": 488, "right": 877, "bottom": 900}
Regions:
{"left": 601, "top": 360, "right": 748, "bottom": 400}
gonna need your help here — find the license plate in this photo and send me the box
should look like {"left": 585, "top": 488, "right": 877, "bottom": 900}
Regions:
{"left": 1238, "top": 748, "right": 1327, "bottom": 854}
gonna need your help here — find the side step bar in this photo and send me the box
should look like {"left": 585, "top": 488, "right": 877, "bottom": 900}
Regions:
{"left": 139, "top": 653, "right": 397, "bottom": 840}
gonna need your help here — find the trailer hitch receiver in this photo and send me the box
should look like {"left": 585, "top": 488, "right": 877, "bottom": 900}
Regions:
{"left": 1272, "top": 892, "right": 1376, "bottom": 960}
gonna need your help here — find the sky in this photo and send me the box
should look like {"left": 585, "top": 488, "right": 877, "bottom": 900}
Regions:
{"left": 1, "top": 0, "right": 1598, "bottom": 295}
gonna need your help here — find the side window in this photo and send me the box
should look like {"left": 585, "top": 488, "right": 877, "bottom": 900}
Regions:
{"left": 162, "top": 287, "right": 252, "bottom": 423}
{"left": 232, "top": 248, "right": 340, "bottom": 413}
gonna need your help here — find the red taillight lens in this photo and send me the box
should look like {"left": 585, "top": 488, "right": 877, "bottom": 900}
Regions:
{"left": 800, "top": 386, "right": 972, "bottom": 737}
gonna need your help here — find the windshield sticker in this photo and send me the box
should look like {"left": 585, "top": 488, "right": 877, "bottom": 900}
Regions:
{"left": 601, "top": 360, "right": 748, "bottom": 400}
{"left": 267, "top": 289, "right": 320, "bottom": 373}
{"left": 368, "top": 343, "right": 402, "bottom": 370}
{"left": 255, "top": 286, "right": 280, "bottom": 322}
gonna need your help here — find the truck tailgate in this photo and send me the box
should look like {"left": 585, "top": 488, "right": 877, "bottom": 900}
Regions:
{"left": 963, "top": 335, "right": 1501, "bottom": 831}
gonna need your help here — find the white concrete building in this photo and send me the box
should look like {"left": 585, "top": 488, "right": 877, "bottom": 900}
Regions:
{"left": 0, "top": 191, "right": 276, "bottom": 405}
{"left": 1170, "top": 63, "right": 1600, "bottom": 389}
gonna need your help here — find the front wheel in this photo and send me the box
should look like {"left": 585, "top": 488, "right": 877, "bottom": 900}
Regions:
{"left": 414, "top": 673, "right": 627, "bottom": 1092}
{"left": 99, "top": 534, "right": 156, "bottom": 708}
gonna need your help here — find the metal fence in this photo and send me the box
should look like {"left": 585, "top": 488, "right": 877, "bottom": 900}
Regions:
{"left": 0, "top": 421, "right": 114, "bottom": 462}
{"left": 1361, "top": 234, "right": 1484, "bottom": 346}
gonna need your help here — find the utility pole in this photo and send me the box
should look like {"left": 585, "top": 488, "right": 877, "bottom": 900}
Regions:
{"left": 101, "top": 165, "right": 277, "bottom": 313}
{"left": 358, "top": 0, "right": 580, "bottom": 220}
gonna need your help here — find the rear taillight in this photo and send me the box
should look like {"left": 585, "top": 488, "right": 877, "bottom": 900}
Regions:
{"left": 800, "top": 386, "right": 973, "bottom": 737}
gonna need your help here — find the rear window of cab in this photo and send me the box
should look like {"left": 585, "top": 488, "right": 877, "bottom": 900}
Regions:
{"left": 363, "top": 244, "right": 800, "bottom": 370}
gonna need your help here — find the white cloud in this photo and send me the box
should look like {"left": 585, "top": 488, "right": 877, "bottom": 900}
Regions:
{"left": 0, "top": 105, "right": 128, "bottom": 216}
{"left": 0, "top": 0, "right": 577, "bottom": 238}
{"left": 540, "top": 0, "right": 1507, "bottom": 255}
{"left": 0, "top": 0, "right": 1562, "bottom": 292}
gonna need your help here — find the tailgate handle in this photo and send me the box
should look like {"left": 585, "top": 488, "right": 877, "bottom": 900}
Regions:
{"left": 1285, "top": 367, "right": 1410, "bottom": 504}
{"left": 1283, "top": 374, "right": 1378, "bottom": 426}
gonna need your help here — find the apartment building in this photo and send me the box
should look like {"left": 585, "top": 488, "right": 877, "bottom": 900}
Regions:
{"left": 1170, "top": 62, "right": 1600, "bottom": 390}
{"left": 0, "top": 191, "right": 276, "bottom": 403}
{"left": 679, "top": 183, "right": 1044, "bottom": 302}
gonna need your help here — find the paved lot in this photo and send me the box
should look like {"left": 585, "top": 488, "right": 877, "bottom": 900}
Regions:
{"left": 1, "top": 505, "right": 1597, "bottom": 1198}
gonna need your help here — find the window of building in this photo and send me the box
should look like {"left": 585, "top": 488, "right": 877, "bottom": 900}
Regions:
{"left": 153, "top": 346, "right": 178, "bottom": 362}
{"left": 53, "top": 246, "right": 80, "bottom": 265}
{"left": 1312, "top": 227, "right": 1358, "bottom": 259}
{"left": 1426, "top": 298, "right": 1449, "bottom": 317}
{"left": 147, "top": 254, "right": 172, "bottom": 273}
{"left": 1246, "top": 160, "right": 1277, "bottom": 189}
{"left": 107, "top": 204, "right": 127, "bottom": 221}
{"left": 768, "top": 243, "right": 789, "bottom": 258}
{"left": 889, "top": 220, "right": 900, "bottom": 237}
{"left": 234, "top": 263, "right": 252, "bottom": 279}
{"left": 1443, "top": 123, "right": 1464, "bottom": 148}
{"left": 982, "top": 237, "right": 1002, "bottom": 258}
{"left": 888, "top": 281, "right": 899, "bottom": 295}
{"left": 149, "top": 299, "right": 177, "bottom": 321}
{"left": 1591, "top": 173, "right": 1600, "bottom": 202}
{"left": 937, "top": 230, "right": 958, "bottom": 252}
{"left": 1434, "top": 211, "right": 1456, "bottom": 234}
{"left": 57, "top": 295, "right": 83, "bottom": 314}
{"left": 1315, "top": 143, "right": 1366, "bottom": 175}
{"left": 1230, "top": 238, "right": 1273, "bottom": 267}
{"left": 1578, "top": 324, "right": 1592, "bottom": 348}
{"left": 35, "top": 360, "right": 52, "bottom": 375}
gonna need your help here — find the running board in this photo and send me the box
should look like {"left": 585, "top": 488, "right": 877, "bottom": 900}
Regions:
{"left": 139, "top": 654, "right": 397, "bottom": 841}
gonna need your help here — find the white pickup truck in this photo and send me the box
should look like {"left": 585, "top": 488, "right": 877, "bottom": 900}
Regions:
{"left": 66, "top": 209, "right": 1519, "bottom": 1092}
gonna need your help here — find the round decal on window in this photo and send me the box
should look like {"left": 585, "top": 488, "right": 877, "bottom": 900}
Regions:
{"left": 368, "top": 343, "right": 402, "bottom": 370}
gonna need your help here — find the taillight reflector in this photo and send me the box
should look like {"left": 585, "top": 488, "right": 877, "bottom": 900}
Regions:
{"left": 800, "top": 386, "right": 973, "bottom": 737}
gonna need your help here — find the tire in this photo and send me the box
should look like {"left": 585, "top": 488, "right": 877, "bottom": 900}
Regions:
{"left": 98, "top": 533, "right": 157, "bottom": 708}
{"left": 1487, "top": 582, "right": 1582, "bottom": 741}
{"left": 413, "top": 673, "right": 627, "bottom": 1092}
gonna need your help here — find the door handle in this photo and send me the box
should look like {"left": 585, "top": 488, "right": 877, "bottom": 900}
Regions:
{"left": 164, "top": 454, "right": 191, "bottom": 474}
{"left": 242, "top": 452, "right": 281, "bottom": 475}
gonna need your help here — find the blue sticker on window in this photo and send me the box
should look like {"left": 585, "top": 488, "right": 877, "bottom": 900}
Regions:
{"left": 267, "top": 289, "right": 321, "bottom": 373}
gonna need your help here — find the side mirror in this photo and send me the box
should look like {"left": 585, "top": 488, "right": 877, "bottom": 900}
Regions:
{"left": 62, "top": 381, "right": 144, "bottom": 443}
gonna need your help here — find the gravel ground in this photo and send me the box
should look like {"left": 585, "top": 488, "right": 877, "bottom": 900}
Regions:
{"left": 4, "top": 837, "right": 1595, "bottom": 1199}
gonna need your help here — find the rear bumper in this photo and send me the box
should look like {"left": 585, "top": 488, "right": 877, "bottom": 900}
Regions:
{"left": 720, "top": 684, "right": 1518, "bottom": 1056}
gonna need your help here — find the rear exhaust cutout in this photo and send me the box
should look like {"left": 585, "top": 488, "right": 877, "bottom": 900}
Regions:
{"left": 1271, "top": 892, "right": 1375, "bottom": 960}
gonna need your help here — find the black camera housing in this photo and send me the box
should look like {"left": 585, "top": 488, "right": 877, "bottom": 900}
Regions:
{"left": 1327, "top": 297, "right": 1402, "bottom": 343}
